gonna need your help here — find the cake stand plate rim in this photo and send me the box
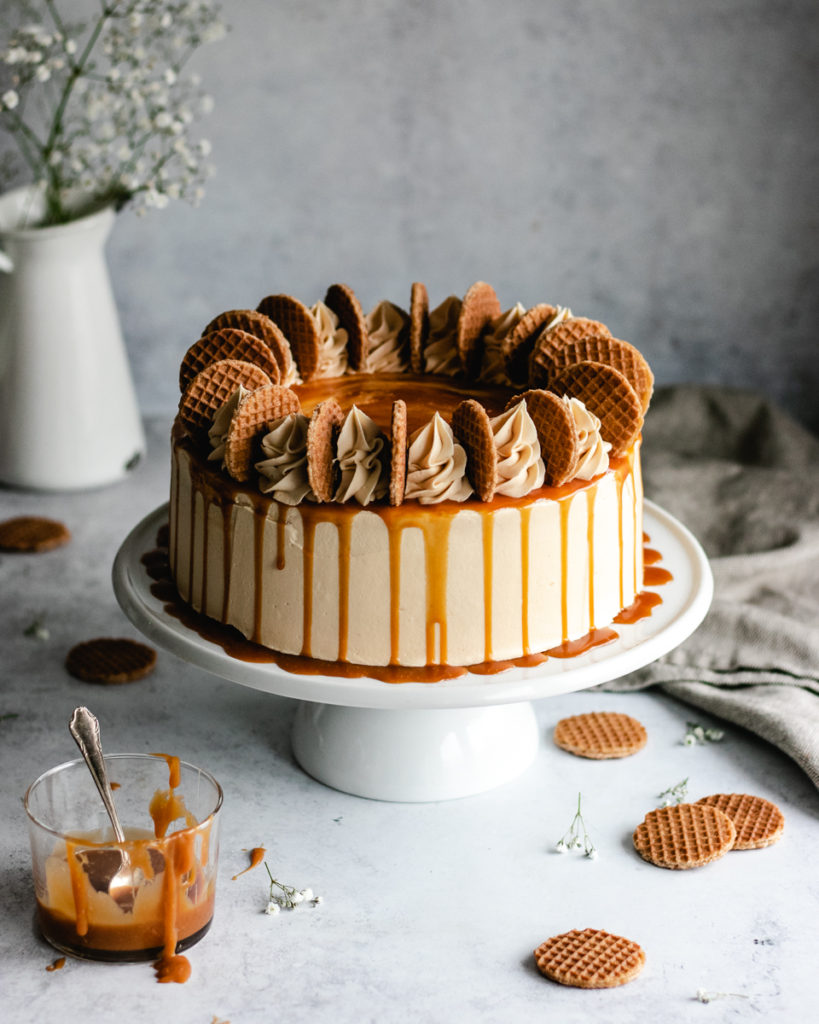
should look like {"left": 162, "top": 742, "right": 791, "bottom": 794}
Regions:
{"left": 112, "top": 499, "right": 713, "bottom": 711}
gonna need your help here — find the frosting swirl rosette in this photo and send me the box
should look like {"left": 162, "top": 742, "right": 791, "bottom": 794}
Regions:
{"left": 562, "top": 396, "right": 611, "bottom": 480}
{"left": 479, "top": 302, "right": 525, "bottom": 385}
{"left": 207, "top": 385, "right": 250, "bottom": 466}
{"left": 424, "top": 296, "right": 462, "bottom": 376}
{"left": 366, "top": 300, "right": 409, "bottom": 373}
{"left": 255, "top": 412, "right": 316, "bottom": 504}
{"left": 404, "top": 412, "right": 473, "bottom": 504}
{"left": 334, "top": 406, "right": 388, "bottom": 506}
{"left": 310, "top": 300, "right": 349, "bottom": 377}
{"left": 489, "top": 400, "right": 545, "bottom": 497}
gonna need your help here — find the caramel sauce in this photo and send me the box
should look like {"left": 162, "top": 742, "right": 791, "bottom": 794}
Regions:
{"left": 294, "top": 372, "right": 514, "bottom": 434}
{"left": 642, "top": 547, "right": 663, "bottom": 565}
{"left": 546, "top": 627, "right": 618, "bottom": 658}
{"left": 644, "top": 565, "right": 673, "bottom": 586}
{"left": 37, "top": 753, "right": 215, "bottom": 983}
{"left": 232, "top": 847, "right": 266, "bottom": 881}
{"left": 46, "top": 956, "right": 66, "bottom": 972}
{"left": 614, "top": 590, "right": 663, "bottom": 624}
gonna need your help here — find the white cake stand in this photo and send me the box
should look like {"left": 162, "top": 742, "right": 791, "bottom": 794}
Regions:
{"left": 113, "top": 500, "right": 712, "bottom": 802}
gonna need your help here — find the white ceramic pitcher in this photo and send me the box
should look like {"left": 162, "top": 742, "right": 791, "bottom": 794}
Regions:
{"left": 0, "top": 186, "right": 145, "bottom": 490}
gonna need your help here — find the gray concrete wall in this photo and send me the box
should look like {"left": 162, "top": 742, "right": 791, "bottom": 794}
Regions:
{"left": 9, "top": 1, "right": 819, "bottom": 428}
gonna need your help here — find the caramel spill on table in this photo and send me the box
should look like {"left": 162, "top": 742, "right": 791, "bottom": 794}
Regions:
{"left": 232, "top": 847, "right": 266, "bottom": 881}
{"left": 45, "top": 956, "right": 65, "bottom": 972}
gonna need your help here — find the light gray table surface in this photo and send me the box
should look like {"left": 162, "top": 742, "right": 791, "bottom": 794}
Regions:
{"left": 0, "top": 418, "right": 816, "bottom": 1023}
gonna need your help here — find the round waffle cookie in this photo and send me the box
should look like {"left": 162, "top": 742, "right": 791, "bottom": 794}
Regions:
{"left": 458, "top": 281, "right": 501, "bottom": 377}
{"left": 633, "top": 803, "right": 737, "bottom": 869}
{"left": 66, "top": 638, "right": 157, "bottom": 684}
{"left": 540, "top": 336, "right": 654, "bottom": 413}
{"left": 200, "top": 309, "right": 295, "bottom": 381}
{"left": 530, "top": 317, "right": 613, "bottom": 386}
{"left": 534, "top": 929, "right": 646, "bottom": 989}
{"left": 178, "top": 359, "right": 272, "bottom": 441}
{"left": 325, "top": 283, "right": 369, "bottom": 372}
{"left": 553, "top": 711, "right": 647, "bottom": 759}
{"left": 223, "top": 385, "right": 301, "bottom": 482}
{"left": 695, "top": 793, "right": 785, "bottom": 850}
{"left": 178, "top": 328, "right": 281, "bottom": 393}
{"left": 511, "top": 389, "right": 580, "bottom": 486}
{"left": 0, "top": 516, "right": 71, "bottom": 553}
{"left": 549, "top": 361, "right": 643, "bottom": 457}
{"left": 258, "top": 294, "right": 321, "bottom": 382}
{"left": 502, "top": 303, "right": 558, "bottom": 387}
{"left": 389, "top": 399, "right": 408, "bottom": 507}
{"left": 307, "top": 398, "right": 344, "bottom": 502}
{"left": 409, "top": 282, "right": 430, "bottom": 374}
{"left": 451, "top": 399, "right": 497, "bottom": 502}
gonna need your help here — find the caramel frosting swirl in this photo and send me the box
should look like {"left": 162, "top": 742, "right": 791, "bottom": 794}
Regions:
{"left": 423, "top": 295, "right": 462, "bottom": 376}
{"left": 544, "top": 305, "right": 573, "bottom": 331}
{"left": 334, "top": 405, "right": 388, "bottom": 506}
{"left": 479, "top": 301, "right": 526, "bottom": 385}
{"left": 404, "top": 411, "right": 473, "bottom": 505}
{"left": 255, "top": 412, "right": 316, "bottom": 504}
{"left": 562, "top": 395, "right": 611, "bottom": 480}
{"left": 207, "top": 385, "right": 250, "bottom": 466}
{"left": 310, "top": 300, "right": 349, "bottom": 377}
{"left": 489, "top": 400, "right": 545, "bottom": 497}
{"left": 366, "top": 300, "right": 409, "bottom": 373}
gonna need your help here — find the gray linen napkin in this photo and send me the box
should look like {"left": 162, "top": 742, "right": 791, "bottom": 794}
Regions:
{"left": 600, "top": 386, "right": 819, "bottom": 788}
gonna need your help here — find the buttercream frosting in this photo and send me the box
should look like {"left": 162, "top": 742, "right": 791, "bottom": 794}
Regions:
{"left": 310, "top": 300, "right": 349, "bottom": 377}
{"left": 544, "top": 305, "right": 573, "bottom": 331}
{"left": 479, "top": 302, "right": 525, "bottom": 385}
{"left": 255, "top": 412, "right": 316, "bottom": 504}
{"left": 334, "top": 405, "right": 388, "bottom": 506}
{"left": 562, "top": 396, "right": 611, "bottom": 480}
{"left": 404, "top": 412, "right": 473, "bottom": 505}
{"left": 207, "top": 385, "right": 250, "bottom": 466}
{"left": 489, "top": 400, "right": 545, "bottom": 497}
{"left": 366, "top": 300, "right": 410, "bottom": 373}
{"left": 424, "top": 296, "right": 461, "bottom": 376}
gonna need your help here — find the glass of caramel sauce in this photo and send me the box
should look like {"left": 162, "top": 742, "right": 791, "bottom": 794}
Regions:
{"left": 24, "top": 753, "right": 222, "bottom": 969}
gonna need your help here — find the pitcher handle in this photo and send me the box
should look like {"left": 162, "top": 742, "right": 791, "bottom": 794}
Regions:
{"left": 0, "top": 248, "right": 13, "bottom": 273}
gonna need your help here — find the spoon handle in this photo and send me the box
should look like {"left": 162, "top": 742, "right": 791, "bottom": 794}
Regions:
{"left": 69, "top": 707, "right": 126, "bottom": 844}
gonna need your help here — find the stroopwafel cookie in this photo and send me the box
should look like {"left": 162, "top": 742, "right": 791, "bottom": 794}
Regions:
{"left": 511, "top": 389, "right": 580, "bottom": 486}
{"left": 549, "top": 361, "right": 643, "bottom": 456}
{"left": 534, "top": 929, "right": 645, "bottom": 989}
{"left": 178, "top": 328, "right": 281, "bottom": 393}
{"left": 502, "top": 304, "right": 558, "bottom": 387}
{"left": 409, "top": 282, "right": 430, "bottom": 374}
{"left": 66, "top": 638, "right": 157, "bottom": 685}
{"left": 451, "top": 399, "right": 497, "bottom": 502}
{"left": 695, "top": 793, "right": 785, "bottom": 850}
{"left": 553, "top": 711, "right": 647, "bottom": 759}
{"left": 307, "top": 398, "right": 344, "bottom": 502}
{"left": 530, "top": 317, "right": 612, "bottom": 386}
{"left": 178, "top": 359, "right": 271, "bottom": 442}
{"left": 458, "top": 281, "right": 501, "bottom": 377}
{"left": 258, "top": 294, "right": 321, "bottom": 382}
{"left": 389, "top": 399, "right": 408, "bottom": 507}
{"left": 325, "top": 283, "right": 368, "bottom": 372}
{"left": 633, "top": 803, "right": 737, "bottom": 869}
{"left": 224, "top": 385, "right": 301, "bottom": 482}
{"left": 0, "top": 516, "right": 71, "bottom": 553}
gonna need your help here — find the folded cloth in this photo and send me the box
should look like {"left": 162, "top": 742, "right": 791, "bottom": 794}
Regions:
{"left": 600, "top": 386, "right": 819, "bottom": 788}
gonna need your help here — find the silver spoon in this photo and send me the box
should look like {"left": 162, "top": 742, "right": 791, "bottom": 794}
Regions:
{"left": 69, "top": 707, "right": 136, "bottom": 913}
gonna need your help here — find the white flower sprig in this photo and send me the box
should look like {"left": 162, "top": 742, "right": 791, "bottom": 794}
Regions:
{"left": 0, "top": 1, "right": 227, "bottom": 225}
{"left": 695, "top": 988, "right": 749, "bottom": 1004}
{"left": 263, "top": 861, "right": 322, "bottom": 915}
{"left": 555, "top": 792, "right": 598, "bottom": 859}
{"left": 684, "top": 721, "right": 725, "bottom": 747}
{"left": 658, "top": 777, "right": 689, "bottom": 806}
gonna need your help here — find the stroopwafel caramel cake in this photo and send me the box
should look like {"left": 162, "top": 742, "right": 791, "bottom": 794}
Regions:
{"left": 169, "top": 282, "right": 653, "bottom": 675}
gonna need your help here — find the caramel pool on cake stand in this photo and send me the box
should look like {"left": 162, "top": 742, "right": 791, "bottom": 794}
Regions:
{"left": 113, "top": 500, "right": 712, "bottom": 802}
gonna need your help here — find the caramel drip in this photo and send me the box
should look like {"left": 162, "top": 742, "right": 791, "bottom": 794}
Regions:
{"left": 276, "top": 511, "right": 287, "bottom": 571}
{"left": 337, "top": 517, "right": 353, "bottom": 661}
{"left": 585, "top": 487, "right": 596, "bottom": 631}
{"left": 64, "top": 841, "right": 88, "bottom": 937}
{"left": 424, "top": 515, "right": 452, "bottom": 664}
{"left": 559, "top": 498, "right": 570, "bottom": 641}
{"left": 644, "top": 565, "right": 673, "bottom": 586}
{"left": 643, "top": 547, "right": 662, "bottom": 565}
{"left": 520, "top": 505, "right": 532, "bottom": 655}
{"left": 631, "top": 472, "right": 639, "bottom": 595}
{"left": 253, "top": 510, "right": 266, "bottom": 643}
{"left": 614, "top": 590, "right": 663, "bottom": 623}
{"left": 616, "top": 470, "right": 625, "bottom": 608}
{"left": 46, "top": 957, "right": 66, "bottom": 972}
{"left": 547, "top": 627, "right": 618, "bottom": 658}
{"left": 301, "top": 517, "right": 317, "bottom": 657}
{"left": 482, "top": 513, "right": 494, "bottom": 662}
{"left": 220, "top": 503, "right": 232, "bottom": 623}
{"left": 388, "top": 523, "right": 402, "bottom": 663}
{"left": 232, "top": 847, "right": 266, "bottom": 881}
{"left": 200, "top": 501, "right": 209, "bottom": 614}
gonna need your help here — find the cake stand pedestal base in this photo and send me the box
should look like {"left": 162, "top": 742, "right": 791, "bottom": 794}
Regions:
{"left": 291, "top": 700, "right": 540, "bottom": 802}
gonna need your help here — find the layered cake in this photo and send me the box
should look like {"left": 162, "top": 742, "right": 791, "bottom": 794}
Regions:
{"left": 169, "top": 282, "right": 653, "bottom": 674}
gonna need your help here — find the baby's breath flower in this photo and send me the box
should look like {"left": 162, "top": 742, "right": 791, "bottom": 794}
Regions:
{"left": 658, "top": 778, "right": 689, "bottom": 806}
{"left": 554, "top": 793, "right": 597, "bottom": 861}
{"left": 684, "top": 721, "right": 725, "bottom": 746}
{"left": 1, "top": 89, "right": 19, "bottom": 110}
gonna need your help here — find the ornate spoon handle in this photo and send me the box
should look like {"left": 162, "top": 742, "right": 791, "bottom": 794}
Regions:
{"left": 69, "top": 706, "right": 126, "bottom": 844}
